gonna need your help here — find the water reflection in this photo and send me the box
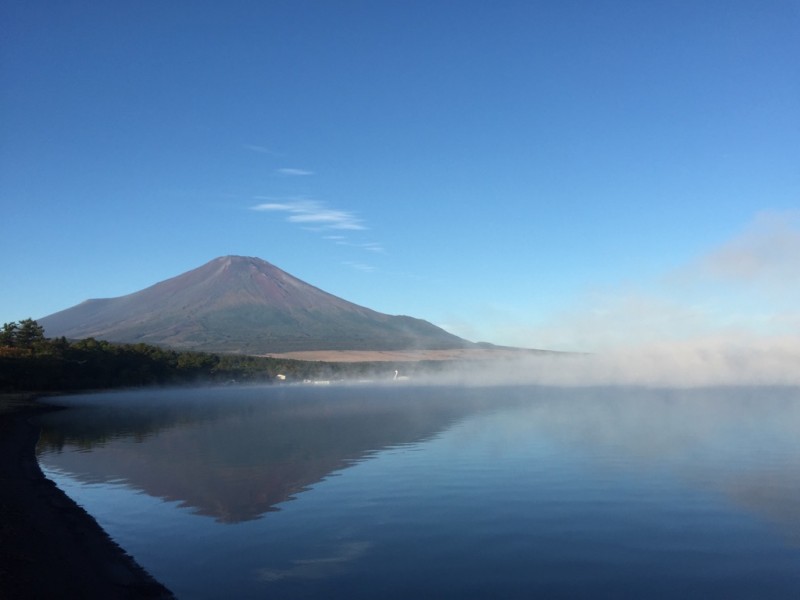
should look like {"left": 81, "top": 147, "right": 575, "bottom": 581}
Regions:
{"left": 445, "top": 386, "right": 800, "bottom": 544}
{"left": 37, "top": 385, "right": 489, "bottom": 522}
{"left": 37, "top": 385, "right": 800, "bottom": 537}
{"left": 34, "top": 385, "right": 800, "bottom": 599}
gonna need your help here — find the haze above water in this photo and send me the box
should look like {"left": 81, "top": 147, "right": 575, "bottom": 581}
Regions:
{"left": 37, "top": 383, "right": 800, "bottom": 599}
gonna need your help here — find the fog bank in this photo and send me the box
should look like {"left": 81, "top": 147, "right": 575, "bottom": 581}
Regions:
{"left": 433, "top": 337, "right": 800, "bottom": 387}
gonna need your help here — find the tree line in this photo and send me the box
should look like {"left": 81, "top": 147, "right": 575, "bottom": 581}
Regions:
{"left": 0, "top": 319, "right": 429, "bottom": 393}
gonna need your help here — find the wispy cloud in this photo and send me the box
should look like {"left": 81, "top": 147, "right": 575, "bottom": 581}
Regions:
{"left": 521, "top": 289, "right": 729, "bottom": 352}
{"left": 276, "top": 167, "right": 314, "bottom": 176}
{"left": 324, "top": 237, "right": 385, "bottom": 253}
{"left": 251, "top": 198, "right": 365, "bottom": 231}
{"left": 691, "top": 211, "right": 800, "bottom": 287}
{"left": 243, "top": 143, "right": 280, "bottom": 155}
{"left": 455, "top": 211, "right": 800, "bottom": 354}
{"left": 343, "top": 261, "right": 376, "bottom": 272}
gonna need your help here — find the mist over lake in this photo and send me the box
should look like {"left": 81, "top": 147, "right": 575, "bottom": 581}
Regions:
{"left": 37, "top": 384, "right": 800, "bottom": 599}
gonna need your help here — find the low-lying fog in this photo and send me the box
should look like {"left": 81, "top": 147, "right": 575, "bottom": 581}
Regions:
{"left": 424, "top": 338, "right": 800, "bottom": 387}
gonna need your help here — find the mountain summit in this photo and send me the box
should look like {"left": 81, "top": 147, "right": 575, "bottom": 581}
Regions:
{"left": 38, "top": 256, "right": 473, "bottom": 354}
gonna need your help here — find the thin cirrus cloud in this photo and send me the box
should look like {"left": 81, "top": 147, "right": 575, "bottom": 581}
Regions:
{"left": 342, "top": 261, "right": 376, "bottom": 272}
{"left": 243, "top": 143, "right": 280, "bottom": 155}
{"left": 362, "top": 242, "right": 384, "bottom": 253}
{"left": 324, "top": 236, "right": 384, "bottom": 253}
{"left": 276, "top": 168, "right": 314, "bottom": 176}
{"left": 251, "top": 198, "right": 366, "bottom": 231}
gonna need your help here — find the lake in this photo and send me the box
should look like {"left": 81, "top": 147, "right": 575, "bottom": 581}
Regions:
{"left": 36, "top": 384, "right": 800, "bottom": 599}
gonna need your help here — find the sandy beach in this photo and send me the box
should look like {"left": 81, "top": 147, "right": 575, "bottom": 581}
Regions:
{"left": 0, "top": 397, "right": 173, "bottom": 599}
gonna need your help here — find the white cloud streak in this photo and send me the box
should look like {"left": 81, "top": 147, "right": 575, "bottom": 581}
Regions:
{"left": 691, "top": 210, "right": 800, "bottom": 287}
{"left": 276, "top": 168, "right": 314, "bottom": 176}
{"left": 325, "top": 238, "right": 385, "bottom": 253}
{"left": 251, "top": 199, "right": 365, "bottom": 231}
{"left": 342, "top": 261, "right": 376, "bottom": 272}
{"left": 243, "top": 143, "right": 280, "bottom": 155}
{"left": 362, "top": 243, "right": 384, "bottom": 253}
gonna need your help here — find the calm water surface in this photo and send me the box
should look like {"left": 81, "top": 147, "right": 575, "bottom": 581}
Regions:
{"left": 36, "top": 385, "right": 800, "bottom": 599}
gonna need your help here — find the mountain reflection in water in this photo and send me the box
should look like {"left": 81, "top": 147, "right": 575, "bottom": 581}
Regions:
{"left": 36, "top": 385, "right": 485, "bottom": 522}
{"left": 34, "top": 385, "right": 800, "bottom": 599}
{"left": 36, "top": 385, "right": 800, "bottom": 535}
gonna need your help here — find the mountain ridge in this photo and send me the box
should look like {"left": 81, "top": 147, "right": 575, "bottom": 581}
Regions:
{"left": 38, "top": 256, "right": 475, "bottom": 354}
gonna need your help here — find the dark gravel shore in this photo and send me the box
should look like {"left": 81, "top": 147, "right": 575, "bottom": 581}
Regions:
{"left": 0, "top": 397, "right": 174, "bottom": 599}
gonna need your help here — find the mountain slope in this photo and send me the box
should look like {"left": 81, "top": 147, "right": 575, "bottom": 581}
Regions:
{"left": 38, "top": 256, "right": 473, "bottom": 353}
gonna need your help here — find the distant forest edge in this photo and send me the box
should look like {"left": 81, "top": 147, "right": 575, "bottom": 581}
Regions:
{"left": 0, "top": 319, "right": 433, "bottom": 393}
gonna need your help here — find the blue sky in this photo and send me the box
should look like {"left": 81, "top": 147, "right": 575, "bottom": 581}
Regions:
{"left": 2, "top": 1, "right": 798, "bottom": 352}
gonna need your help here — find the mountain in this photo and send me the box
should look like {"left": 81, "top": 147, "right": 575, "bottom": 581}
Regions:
{"left": 38, "top": 256, "right": 474, "bottom": 354}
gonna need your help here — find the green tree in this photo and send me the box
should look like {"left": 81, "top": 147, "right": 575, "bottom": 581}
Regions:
{"left": 0, "top": 322, "right": 19, "bottom": 347}
{"left": 15, "top": 319, "right": 46, "bottom": 349}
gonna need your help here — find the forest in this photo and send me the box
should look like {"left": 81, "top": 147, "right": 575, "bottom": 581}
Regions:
{"left": 0, "top": 319, "right": 420, "bottom": 392}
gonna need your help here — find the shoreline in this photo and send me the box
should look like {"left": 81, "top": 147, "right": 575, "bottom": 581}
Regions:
{"left": 0, "top": 397, "right": 174, "bottom": 599}
{"left": 262, "top": 346, "right": 562, "bottom": 363}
